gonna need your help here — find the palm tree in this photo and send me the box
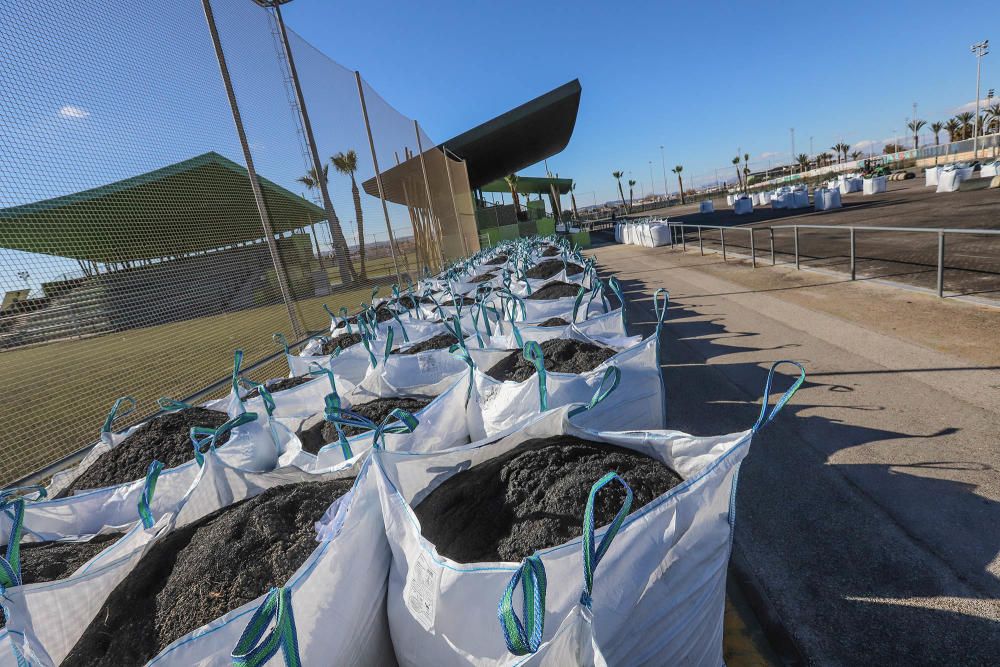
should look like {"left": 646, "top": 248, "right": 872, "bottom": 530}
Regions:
{"left": 742, "top": 153, "right": 751, "bottom": 193}
{"left": 731, "top": 156, "right": 743, "bottom": 190}
{"left": 907, "top": 119, "right": 927, "bottom": 149}
{"left": 671, "top": 166, "right": 685, "bottom": 204}
{"left": 944, "top": 118, "right": 961, "bottom": 142}
{"left": 612, "top": 171, "right": 628, "bottom": 213}
{"left": 956, "top": 112, "right": 975, "bottom": 140}
{"left": 330, "top": 150, "right": 367, "bottom": 280}
{"left": 296, "top": 165, "right": 330, "bottom": 273}
{"left": 796, "top": 153, "right": 810, "bottom": 171}
{"left": 930, "top": 122, "right": 944, "bottom": 146}
{"left": 627, "top": 179, "right": 636, "bottom": 210}
{"left": 850, "top": 150, "right": 863, "bottom": 161}
{"left": 986, "top": 103, "right": 1000, "bottom": 135}
{"left": 504, "top": 174, "right": 522, "bottom": 219}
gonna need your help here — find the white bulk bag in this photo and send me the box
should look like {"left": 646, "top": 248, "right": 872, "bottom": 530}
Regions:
{"left": 699, "top": 200, "right": 714, "bottom": 214}
{"left": 863, "top": 176, "right": 887, "bottom": 195}
{"left": 839, "top": 176, "right": 862, "bottom": 194}
{"left": 792, "top": 189, "right": 809, "bottom": 208}
{"left": 925, "top": 166, "right": 941, "bottom": 186}
{"left": 980, "top": 162, "right": 999, "bottom": 179}
{"left": 647, "top": 222, "right": 673, "bottom": 247}
{"left": 726, "top": 194, "right": 735, "bottom": 206}
{"left": 375, "top": 362, "right": 804, "bottom": 667}
{"left": 123, "top": 446, "right": 390, "bottom": 666}
{"left": 45, "top": 353, "right": 279, "bottom": 501}
{"left": 301, "top": 371, "right": 473, "bottom": 471}
{"left": 466, "top": 290, "right": 668, "bottom": 440}
{"left": 0, "top": 464, "right": 183, "bottom": 666}
{"left": 936, "top": 169, "right": 962, "bottom": 193}
{"left": 733, "top": 197, "right": 753, "bottom": 215}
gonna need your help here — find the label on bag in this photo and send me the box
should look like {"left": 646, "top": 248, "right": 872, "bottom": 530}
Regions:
{"left": 418, "top": 354, "right": 439, "bottom": 373}
{"left": 404, "top": 550, "right": 441, "bottom": 631}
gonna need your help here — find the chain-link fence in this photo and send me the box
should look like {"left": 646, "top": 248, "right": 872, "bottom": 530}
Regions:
{"left": 0, "top": 0, "right": 478, "bottom": 486}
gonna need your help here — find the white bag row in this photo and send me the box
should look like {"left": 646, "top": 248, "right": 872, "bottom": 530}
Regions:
{"left": 614, "top": 220, "right": 672, "bottom": 247}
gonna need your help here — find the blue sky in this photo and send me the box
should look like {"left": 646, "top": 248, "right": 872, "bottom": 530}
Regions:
{"left": 1, "top": 1, "right": 996, "bottom": 294}
{"left": 284, "top": 0, "right": 999, "bottom": 204}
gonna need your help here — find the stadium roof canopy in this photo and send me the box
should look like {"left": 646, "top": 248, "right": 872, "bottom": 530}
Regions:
{"left": 0, "top": 152, "right": 325, "bottom": 263}
{"left": 479, "top": 175, "right": 573, "bottom": 195}
{"left": 362, "top": 79, "right": 581, "bottom": 201}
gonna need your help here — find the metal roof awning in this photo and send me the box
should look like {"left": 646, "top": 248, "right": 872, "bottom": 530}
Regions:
{"left": 361, "top": 79, "right": 581, "bottom": 203}
{"left": 0, "top": 152, "right": 326, "bottom": 263}
{"left": 479, "top": 175, "right": 573, "bottom": 195}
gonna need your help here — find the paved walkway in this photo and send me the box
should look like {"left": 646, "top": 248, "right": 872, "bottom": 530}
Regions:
{"left": 591, "top": 240, "right": 1000, "bottom": 665}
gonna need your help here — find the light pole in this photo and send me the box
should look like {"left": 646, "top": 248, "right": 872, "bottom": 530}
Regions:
{"left": 789, "top": 128, "right": 795, "bottom": 175}
{"left": 659, "top": 146, "right": 669, "bottom": 199}
{"left": 971, "top": 40, "right": 990, "bottom": 156}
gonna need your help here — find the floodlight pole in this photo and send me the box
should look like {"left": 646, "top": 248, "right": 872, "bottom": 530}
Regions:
{"left": 268, "top": 0, "right": 355, "bottom": 290}
{"left": 200, "top": 0, "right": 304, "bottom": 338}
{"left": 972, "top": 40, "right": 989, "bottom": 157}
{"left": 660, "top": 145, "right": 669, "bottom": 199}
{"left": 354, "top": 71, "right": 402, "bottom": 285}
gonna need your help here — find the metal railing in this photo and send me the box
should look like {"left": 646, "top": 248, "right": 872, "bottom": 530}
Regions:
{"left": 666, "top": 222, "right": 1000, "bottom": 297}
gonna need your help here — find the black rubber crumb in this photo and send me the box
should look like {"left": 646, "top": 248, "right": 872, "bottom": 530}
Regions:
{"left": 469, "top": 272, "right": 496, "bottom": 283}
{"left": 63, "top": 478, "right": 355, "bottom": 666}
{"left": 321, "top": 332, "right": 364, "bottom": 355}
{"left": 525, "top": 260, "right": 583, "bottom": 280}
{"left": 243, "top": 376, "right": 313, "bottom": 399}
{"left": 59, "top": 408, "right": 231, "bottom": 497}
{"left": 297, "top": 396, "right": 434, "bottom": 453}
{"left": 438, "top": 296, "right": 475, "bottom": 308}
{"left": 541, "top": 246, "right": 560, "bottom": 257}
{"left": 485, "top": 255, "right": 508, "bottom": 265}
{"left": 334, "top": 305, "right": 394, "bottom": 329}
{"left": 537, "top": 317, "right": 569, "bottom": 327}
{"left": 527, "top": 281, "right": 581, "bottom": 300}
{"left": 485, "top": 338, "right": 616, "bottom": 382}
{"left": 413, "top": 436, "right": 682, "bottom": 563}
{"left": 393, "top": 332, "right": 459, "bottom": 355}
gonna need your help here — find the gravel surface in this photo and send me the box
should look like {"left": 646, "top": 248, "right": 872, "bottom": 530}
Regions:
{"left": 64, "top": 478, "right": 355, "bottom": 665}
{"left": 485, "top": 338, "right": 617, "bottom": 382}
{"left": 59, "top": 408, "right": 231, "bottom": 496}
{"left": 485, "top": 255, "right": 508, "bottom": 266}
{"left": 414, "top": 436, "right": 682, "bottom": 562}
{"left": 537, "top": 317, "right": 569, "bottom": 327}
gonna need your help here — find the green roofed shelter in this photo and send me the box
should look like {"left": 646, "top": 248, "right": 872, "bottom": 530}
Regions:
{"left": 0, "top": 151, "right": 326, "bottom": 263}
{"left": 479, "top": 175, "right": 573, "bottom": 195}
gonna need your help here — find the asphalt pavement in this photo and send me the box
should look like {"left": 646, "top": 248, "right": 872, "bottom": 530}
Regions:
{"left": 591, "top": 240, "right": 1000, "bottom": 665}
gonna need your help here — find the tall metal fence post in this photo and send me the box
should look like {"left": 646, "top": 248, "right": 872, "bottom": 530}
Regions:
{"left": 681, "top": 225, "right": 686, "bottom": 251}
{"left": 270, "top": 0, "right": 354, "bottom": 295}
{"left": 750, "top": 228, "right": 756, "bottom": 267}
{"left": 794, "top": 226, "right": 800, "bottom": 269}
{"left": 849, "top": 227, "right": 856, "bottom": 280}
{"left": 770, "top": 227, "right": 775, "bottom": 265}
{"left": 414, "top": 120, "right": 445, "bottom": 270}
{"left": 937, "top": 231, "right": 945, "bottom": 297}
{"left": 355, "top": 71, "right": 402, "bottom": 285}
{"left": 201, "top": 0, "right": 304, "bottom": 338}
{"left": 721, "top": 228, "right": 726, "bottom": 261}
{"left": 698, "top": 226, "right": 703, "bottom": 255}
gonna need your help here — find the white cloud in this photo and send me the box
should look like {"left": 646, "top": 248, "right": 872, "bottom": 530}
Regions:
{"left": 58, "top": 105, "right": 90, "bottom": 119}
{"left": 950, "top": 98, "right": 994, "bottom": 115}
{"left": 853, "top": 139, "right": 879, "bottom": 151}
{"left": 758, "top": 151, "right": 782, "bottom": 159}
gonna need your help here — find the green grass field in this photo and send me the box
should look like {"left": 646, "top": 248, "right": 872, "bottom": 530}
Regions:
{"left": 0, "top": 257, "right": 422, "bottom": 486}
